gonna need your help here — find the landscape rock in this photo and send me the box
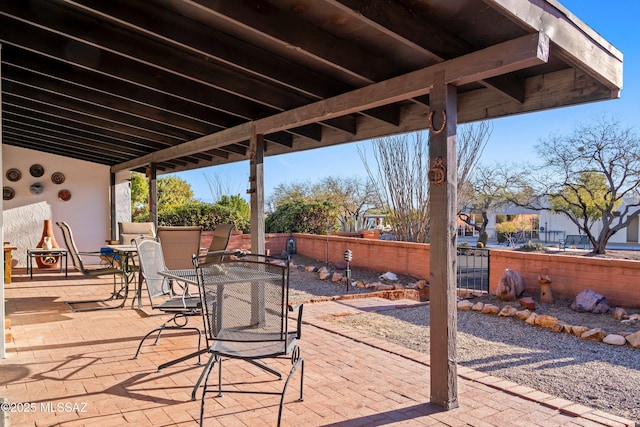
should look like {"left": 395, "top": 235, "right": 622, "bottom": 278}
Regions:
{"left": 603, "top": 334, "right": 627, "bottom": 346}
{"left": 416, "top": 280, "right": 428, "bottom": 289}
{"left": 471, "top": 302, "right": 484, "bottom": 311}
{"left": 535, "top": 314, "right": 559, "bottom": 329}
{"left": 525, "top": 312, "right": 538, "bottom": 325}
{"left": 626, "top": 331, "right": 640, "bottom": 348}
{"left": 334, "top": 260, "right": 347, "bottom": 270}
{"left": 317, "top": 267, "right": 331, "bottom": 280}
{"left": 481, "top": 304, "right": 500, "bottom": 315}
{"left": 498, "top": 306, "right": 518, "bottom": 317}
{"left": 331, "top": 272, "right": 344, "bottom": 282}
{"left": 550, "top": 322, "right": 565, "bottom": 333}
{"left": 495, "top": 269, "right": 525, "bottom": 301}
{"left": 304, "top": 265, "right": 316, "bottom": 272}
{"left": 629, "top": 314, "right": 640, "bottom": 321}
{"left": 393, "top": 283, "right": 405, "bottom": 290}
{"left": 581, "top": 328, "right": 606, "bottom": 341}
{"left": 379, "top": 272, "right": 398, "bottom": 281}
{"left": 613, "top": 307, "right": 628, "bottom": 320}
{"left": 571, "top": 326, "right": 589, "bottom": 337}
{"left": 457, "top": 300, "right": 473, "bottom": 310}
{"left": 571, "top": 289, "right": 610, "bottom": 314}
{"left": 376, "top": 284, "right": 395, "bottom": 291}
{"left": 515, "top": 309, "right": 531, "bottom": 320}
{"left": 519, "top": 297, "right": 536, "bottom": 311}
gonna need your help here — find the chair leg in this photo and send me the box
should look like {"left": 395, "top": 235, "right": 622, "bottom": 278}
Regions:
{"left": 191, "top": 353, "right": 215, "bottom": 401}
{"left": 277, "top": 355, "right": 304, "bottom": 427}
{"left": 200, "top": 354, "right": 220, "bottom": 425}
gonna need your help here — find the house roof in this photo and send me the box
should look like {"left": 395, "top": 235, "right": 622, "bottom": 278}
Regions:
{"left": 0, "top": 0, "right": 622, "bottom": 175}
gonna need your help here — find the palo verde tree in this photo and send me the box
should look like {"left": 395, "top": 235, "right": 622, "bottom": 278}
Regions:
{"left": 513, "top": 117, "right": 640, "bottom": 254}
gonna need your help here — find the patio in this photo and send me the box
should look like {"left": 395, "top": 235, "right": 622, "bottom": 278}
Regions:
{"left": 1, "top": 269, "right": 634, "bottom": 426}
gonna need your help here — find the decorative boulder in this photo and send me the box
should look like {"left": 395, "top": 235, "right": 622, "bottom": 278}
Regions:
{"left": 495, "top": 269, "right": 525, "bottom": 301}
{"left": 570, "top": 289, "right": 610, "bottom": 314}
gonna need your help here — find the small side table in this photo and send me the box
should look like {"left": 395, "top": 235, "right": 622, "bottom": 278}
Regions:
{"left": 26, "top": 248, "right": 69, "bottom": 279}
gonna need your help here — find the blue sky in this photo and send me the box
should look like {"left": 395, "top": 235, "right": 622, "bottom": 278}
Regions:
{"left": 175, "top": 1, "right": 639, "bottom": 204}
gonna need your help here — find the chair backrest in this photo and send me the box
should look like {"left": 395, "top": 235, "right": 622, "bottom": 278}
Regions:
{"left": 56, "top": 221, "right": 87, "bottom": 273}
{"left": 157, "top": 226, "right": 202, "bottom": 270}
{"left": 204, "top": 223, "right": 235, "bottom": 264}
{"left": 135, "top": 238, "right": 171, "bottom": 300}
{"left": 195, "top": 253, "right": 292, "bottom": 356}
{"left": 119, "top": 221, "right": 155, "bottom": 245}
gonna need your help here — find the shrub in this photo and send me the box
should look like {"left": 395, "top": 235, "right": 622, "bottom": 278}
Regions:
{"left": 518, "top": 240, "right": 546, "bottom": 252}
{"left": 265, "top": 200, "right": 340, "bottom": 234}
{"left": 136, "top": 201, "right": 250, "bottom": 232}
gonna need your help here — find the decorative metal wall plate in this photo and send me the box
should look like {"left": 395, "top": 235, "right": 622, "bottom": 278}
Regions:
{"left": 6, "top": 168, "right": 21, "bottom": 182}
{"left": 58, "top": 189, "right": 72, "bottom": 202}
{"left": 30, "top": 182, "right": 44, "bottom": 195}
{"left": 3, "top": 187, "right": 15, "bottom": 200}
{"left": 51, "top": 172, "right": 65, "bottom": 184}
{"left": 30, "top": 164, "right": 45, "bottom": 177}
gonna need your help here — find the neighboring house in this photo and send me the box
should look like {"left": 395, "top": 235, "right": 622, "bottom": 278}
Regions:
{"left": 458, "top": 202, "right": 640, "bottom": 245}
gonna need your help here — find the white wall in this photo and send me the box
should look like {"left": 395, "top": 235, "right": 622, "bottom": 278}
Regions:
{"left": 2, "top": 146, "right": 112, "bottom": 266}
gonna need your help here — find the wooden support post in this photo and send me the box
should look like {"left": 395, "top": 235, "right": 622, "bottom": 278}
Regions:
{"left": 428, "top": 71, "right": 459, "bottom": 410}
{"left": 249, "top": 131, "right": 265, "bottom": 255}
{"left": 148, "top": 163, "right": 158, "bottom": 230}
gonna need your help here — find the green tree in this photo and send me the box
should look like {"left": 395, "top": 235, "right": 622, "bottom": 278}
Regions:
{"left": 513, "top": 117, "right": 640, "bottom": 254}
{"left": 130, "top": 172, "right": 149, "bottom": 218}
{"left": 157, "top": 176, "right": 194, "bottom": 208}
{"left": 265, "top": 200, "right": 340, "bottom": 234}
{"left": 131, "top": 174, "right": 195, "bottom": 218}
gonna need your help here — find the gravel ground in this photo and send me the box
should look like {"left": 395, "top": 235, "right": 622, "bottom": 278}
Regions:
{"left": 287, "top": 254, "right": 640, "bottom": 423}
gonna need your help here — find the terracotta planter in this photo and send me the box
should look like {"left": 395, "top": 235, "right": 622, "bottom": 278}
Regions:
{"left": 35, "top": 219, "right": 61, "bottom": 269}
{"left": 360, "top": 230, "right": 380, "bottom": 239}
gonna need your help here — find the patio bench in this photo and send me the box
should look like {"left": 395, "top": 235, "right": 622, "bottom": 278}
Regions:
{"left": 559, "top": 235, "right": 590, "bottom": 250}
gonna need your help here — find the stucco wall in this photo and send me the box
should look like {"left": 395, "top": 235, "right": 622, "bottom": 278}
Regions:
{"left": 490, "top": 249, "right": 640, "bottom": 308}
{"left": 292, "top": 233, "right": 431, "bottom": 280}
{"left": 2, "top": 146, "right": 112, "bottom": 267}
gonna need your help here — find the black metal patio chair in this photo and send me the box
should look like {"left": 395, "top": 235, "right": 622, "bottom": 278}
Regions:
{"left": 194, "top": 252, "right": 304, "bottom": 426}
{"left": 132, "top": 238, "right": 202, "bottom": 368}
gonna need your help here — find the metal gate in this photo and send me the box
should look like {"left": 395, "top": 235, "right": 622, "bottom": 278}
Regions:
{"left": 457, "top": 247, "right": 489, "bottom": 293}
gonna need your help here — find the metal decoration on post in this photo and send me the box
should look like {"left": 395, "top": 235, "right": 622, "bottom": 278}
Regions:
{"left": 343, "top": 249, "right": 353, "bottom": 292}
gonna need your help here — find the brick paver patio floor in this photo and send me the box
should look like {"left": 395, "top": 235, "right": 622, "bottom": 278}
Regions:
{"left": 1, "top": 269, "right": 635, "bottom": 426}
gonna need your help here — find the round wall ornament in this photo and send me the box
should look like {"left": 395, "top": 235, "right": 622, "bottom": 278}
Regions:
{"left": 30, "top": 182, "right": 44, "bottom": 195}
{"left": 51, "top": 172, "right": 66, "bottom": 184}
{"left": 428, "top": 157, "right": 447, "bottom": 185}
{"left": 30, "top": 164, "right": 45, "bottom": 177}
{"left": 58, "top": 189, "right": 72, "bottom": 202}
{"left": 6, "top": 168, "right": 21, "bottom": 182}
{"left": 3, "top": 187, "right": 15, "bottom": 200}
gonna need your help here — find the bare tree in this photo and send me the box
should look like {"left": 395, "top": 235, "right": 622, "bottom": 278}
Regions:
{"left": 512, "top": 117, "right": 640, "bottom": 254}
{"left": 360, "top": 122, "right": 491, "bottom": 242}
{"left": 359, "top": 133, "right": 430, "bottom": 242}
{"left": 311, "top": 176, "right": 377, "bottom": 232}
{"left": 457, "top": 121, "right": 492, "bottom": 214}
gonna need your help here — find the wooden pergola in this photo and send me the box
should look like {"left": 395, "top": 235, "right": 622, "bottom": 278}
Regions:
{"left": 0, "top": 0, "right": 622, "bottom": 409}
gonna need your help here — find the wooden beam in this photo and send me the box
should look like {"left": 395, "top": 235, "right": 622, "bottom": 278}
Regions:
{"left": 113, "top": 123, "right": 253, "bottom": 172}
{"left": 255, "top": 32, "right": 548, "bottom": 134}
{"left": 249, "top": 131, "right": 265, "bottom": 255}
{"left": 486, "top": 0, "right": 622, "bottom": 91}
{"left": 428, "top": 72, "right": 458, "bottom": 410}
{"left": 113, "top": 33, "right": 548, "bottom": 172}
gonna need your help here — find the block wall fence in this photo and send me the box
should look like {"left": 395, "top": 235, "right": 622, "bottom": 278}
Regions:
{"left": 205, "top": 231, "right": 640, "bottom": 308}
